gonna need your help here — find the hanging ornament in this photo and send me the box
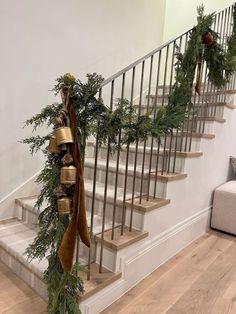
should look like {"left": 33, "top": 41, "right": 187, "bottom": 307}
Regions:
{"left": 60, "top": 165, "right": 77, "bottom": 185}
{"left": 57, "top": 197, "right": 71, "bottom": 215}
{"left": 52, "top": 116, "right": 65, "bottom": 128}
{"left": 61, "top": 152, "right": 74, "bottom": 166}
{"left": 202, "top": 31, "right": 214, "bottom": 47}
{"left": 54, "top": 126, "right": 74, "bottom": 146}
{"left": 53, "top": 185, "right": 67, "bottom": 198}
{"left": 48, "top": 135, "right": 61, "bottom": 154}
{"left": 63, "top": 73, "right": 76, "bottom": 83}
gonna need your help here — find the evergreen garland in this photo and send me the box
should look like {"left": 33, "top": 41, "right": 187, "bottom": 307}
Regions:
{"left": 225, "top": 3, "right": 236, "bottom": 80}
{"left": 22, "top": 5, "right": 236, "bottom": 314}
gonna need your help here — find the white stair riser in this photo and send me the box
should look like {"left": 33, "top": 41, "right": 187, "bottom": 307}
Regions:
{"left": 85, "top": 165, "right": 150, "bottom": 193}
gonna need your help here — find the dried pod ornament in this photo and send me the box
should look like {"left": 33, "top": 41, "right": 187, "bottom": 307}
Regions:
{"left": 61, "top": 152, "right": 74, "bottom": 166}
{"left": 202, "top": 31, "right": 214, "bottom": 47}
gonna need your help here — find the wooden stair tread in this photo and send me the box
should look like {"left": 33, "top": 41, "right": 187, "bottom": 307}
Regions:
{"left": 172, "top": 132, "right": 215, "bottom": 139}
{"left": 80, "top": 263, "right": 122, "bottom": 301}
{"left": 194, "top": 117, "right": 226, "bottom": 123}
{"left": 125, "top": 196, "right": 170, "bottom": 212}
{"left": 151, "top": 171, "right": 187, "bottom": 182}
{"left": 134, "top": 101, "right": 235, "bottom": 109}
{"left": 95, "top": 227, "right": 149, "bottom": 251}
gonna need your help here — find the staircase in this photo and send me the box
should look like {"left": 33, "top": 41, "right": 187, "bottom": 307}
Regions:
{"left": 0, "top": 3, "right": 236, "bottom": 314}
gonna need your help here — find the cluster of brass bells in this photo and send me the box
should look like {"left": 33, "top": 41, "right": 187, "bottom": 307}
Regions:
{"left": 48, "top": 127, "right": 74, "bottom": 154}
{"left": 48, "top": 96, "right": 76, "bottom": 215}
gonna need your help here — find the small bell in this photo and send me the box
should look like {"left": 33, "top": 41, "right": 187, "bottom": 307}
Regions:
{"left": 57, "top": 197, "right": 71, "bottom": 215}
{"left": 54, "top": 126, "right": 74, "bottom": 146}
{"left": 60, "top": 165, "right": 77, "bottom": 185}
{"left": 48, "top": 135, "right": 61, "bottom": 154}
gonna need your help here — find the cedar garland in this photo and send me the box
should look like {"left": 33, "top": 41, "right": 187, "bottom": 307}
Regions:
{"left": 22, "top": 5, "right": 236, "bottom": 314}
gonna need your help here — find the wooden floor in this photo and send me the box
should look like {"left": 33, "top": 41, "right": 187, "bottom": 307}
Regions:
{"left": 0, "top": 261, "right": 46, "bottom": 314}
{"left": 1, "top": 231, "right": 236, "bottom": 314}
{"left": 102, "top": 231, "right": 236, "bottom": 314}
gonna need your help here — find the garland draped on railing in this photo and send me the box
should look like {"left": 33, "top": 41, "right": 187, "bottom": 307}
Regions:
{"left": 22, "top": 5, "right": 236, "bottom": 314}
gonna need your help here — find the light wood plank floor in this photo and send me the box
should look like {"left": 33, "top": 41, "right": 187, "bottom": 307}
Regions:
{"left": 0, "top": 261, "right": 46, "bottom": 314}
{"left": 102, "top": 231, "right": 236, "bottom": 314}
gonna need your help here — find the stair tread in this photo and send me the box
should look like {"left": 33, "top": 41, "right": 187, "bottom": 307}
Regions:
{"left": 95, "top": 226, "right": 149, "bottom": 251}
{"left": 151, "top": 171, "right": 187, "bottom": 182}
{"left": 173, "top": 131, "right": 215, "bottom": 139}
{"left": 125, "top": 196, "right": 170, "bottom": 212}
{"left": 134, "top": 101, "right": 232, "bottom": 109}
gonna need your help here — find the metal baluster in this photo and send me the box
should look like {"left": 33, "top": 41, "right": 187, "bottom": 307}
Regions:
{"left": 147, "top": 51, "right": 162, "bottom": 200}
{"left": 161, "top": 45, "right": 170, "bottom": 175}
{"left": 179, "top": 32, "right": 189, "bottom": 151}
{"left": 139, "top": 55, "right": 154, "bottom": 203}
{"left": 99, "top": 81, "right": 114, "bottom": 273}
{"left": 167, "top": 41, "right": 176, "bottom": 172}
{"left": 172, "top": 36, "right": 183, "bottom": 172}
{"left": 121, "top": 67, "right": 135, "bottom": 235}
{"left": 111, "top": 74, "right": 126, "bottom": 240}
{"left": 87, "top": 89, "right": 102, "bottom": 280}
{"left": 130, "top": 61, "right": 145, "bottom": 231}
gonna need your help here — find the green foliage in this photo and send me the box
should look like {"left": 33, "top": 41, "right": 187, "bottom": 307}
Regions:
{"left": 45, "top": 252, "right": 85, "bottom": 314}
{"left": 22, "top": 5, "right": 236, "bottom": 314}
{"left": 225, "top": 4, "right": 236, "bottom": 80}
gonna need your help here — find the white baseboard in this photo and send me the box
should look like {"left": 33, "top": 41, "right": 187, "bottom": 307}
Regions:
{"left": 0, "top": 171, "right": 41, "bottom": 220}
{"left": 80, "top": 207, "right": 211, "bottom": 314}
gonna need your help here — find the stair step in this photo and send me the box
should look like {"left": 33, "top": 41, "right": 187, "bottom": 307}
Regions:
{"left": 15, "top": 196, "right": 118, "bottom": 235}
{"left": 0, "top": 219, "right": 122, "bottom": 301}
{"left": 151, "top": 171, "right": 187, "bottom": 182}
{"left": 194, "top": 116, "right": 226, "bottom": 123}
{"left": 173, "top": 132, "right": 215, "bottom": 139}
{"left": 125, "top": 196, "right": 170, "bottom": 212}
{"left": 85, "top": 157, "right": 153, "bottom": 178}
{"left": 95, "top": 227, "right": 149, "bottom": 251}
{"left": 134, "top": 101, "right": 233, "bottom": 110}
{"left": 88, "top": 142, "right": 203, "bottom": 158}
{"left": 80, "top": 264, "right": 122, "bottom": 301}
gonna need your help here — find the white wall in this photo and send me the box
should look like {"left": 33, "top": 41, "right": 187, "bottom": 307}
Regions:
{"left": 0, "top": 0, "right": 166, "bottom": 216}
{"left": 163, "top": 0, "right": 234, "bottom": 42}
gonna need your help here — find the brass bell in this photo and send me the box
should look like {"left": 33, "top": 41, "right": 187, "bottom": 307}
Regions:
{"left": 54, "top": 127, "right": 74, "bottom": 146}
{"left": 60, "top": 165, "right": 77, "bottom": 185}
{"left": 57, "top": 197, "right": 71, "bottom": 215}
{"left": 48, "top": 135, "right": 61, "bottom": 154}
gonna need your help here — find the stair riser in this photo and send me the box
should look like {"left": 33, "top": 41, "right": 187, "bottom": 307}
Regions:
{"left": 18, "top": 204, "right": 97, "bottom": 263}
{"left": 85, "top": 165, "right": 163, "bottom": 195}
{"left": 146, "top": 92, "right": 223, "bottom": 106}
{"left": 98, "top": 146, "right": 185, "bottom": 173}
{"left": 136, "top": 104, "right": 225, "bottom": 118}
{"left": 164, "top": 135, "right": 201, "bottom": 152}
